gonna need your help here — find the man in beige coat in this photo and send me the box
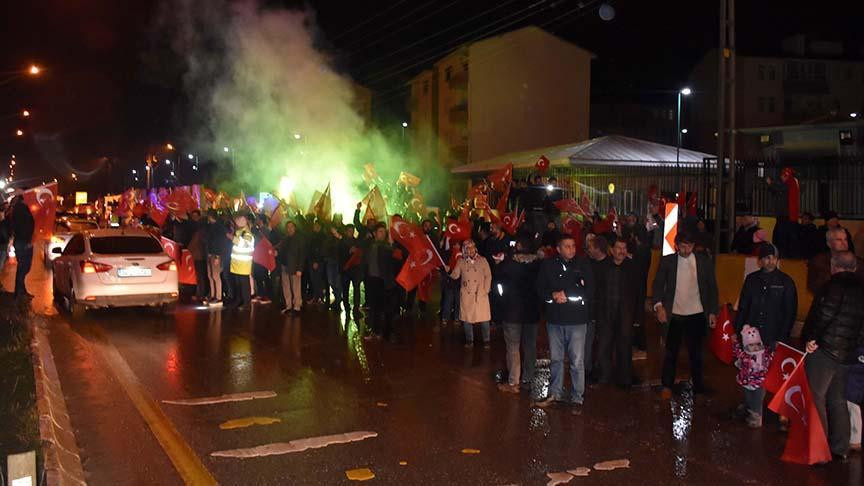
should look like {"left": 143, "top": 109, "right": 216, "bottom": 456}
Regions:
{"left": 450, "top": 239, "right": 492, "bottom": 348}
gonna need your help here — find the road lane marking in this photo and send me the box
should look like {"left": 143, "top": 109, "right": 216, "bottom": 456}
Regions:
{"left": 95, "top": 339, "right": 217, "bottom": 485}
{"left": 218, "top": 417, "right": 281, "bottom": 430}
{"left": 593, "top": 458, "right": 630, "bottom": 471}
{"left": 162, "top": 390, "right": 277, "bottom": 405}
{"left": 345, "top": 468, "right": 375, "bottom": 481}
{"left": 461, "top": 448, "right": 481, "bottom": 454}
{"left": 211, "top": 431, "right": 378, "bottom": 458}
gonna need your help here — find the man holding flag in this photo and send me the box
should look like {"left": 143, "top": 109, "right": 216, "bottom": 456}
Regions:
{"left": 733, "top": 243, "right": 798, "bottom": 428}
{"left": 801, "top": 251, "right": 864, "bottom": 461}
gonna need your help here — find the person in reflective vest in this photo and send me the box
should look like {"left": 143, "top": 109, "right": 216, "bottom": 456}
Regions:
{"left": 228, "top": 214, "right": 254, "bottom": 308}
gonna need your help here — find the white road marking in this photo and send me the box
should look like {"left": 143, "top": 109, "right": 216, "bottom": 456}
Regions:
{"left": 211, "top": 431, "right": 378, "bottom": 458}
{"left": 593, "top": 458, "right": 630, "bottom": 471}
{"left": 162, "top": 390, "right": 276, "bottom": 405}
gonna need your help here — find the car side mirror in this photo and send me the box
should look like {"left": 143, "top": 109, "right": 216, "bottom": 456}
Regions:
{"left": 52, "top": 247, "right": 63, "bottom": 254}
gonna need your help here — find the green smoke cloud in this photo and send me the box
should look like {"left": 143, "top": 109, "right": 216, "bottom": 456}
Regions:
{"left": 159, "top": 0, "right": 446, "bottom": 221}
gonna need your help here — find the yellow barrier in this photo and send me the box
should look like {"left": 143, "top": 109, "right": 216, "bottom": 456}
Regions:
{"left": 646, "top": 250, "right": 813, "bottom": 321}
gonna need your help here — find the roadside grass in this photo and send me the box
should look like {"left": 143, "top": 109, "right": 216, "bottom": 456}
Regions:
{"left": 0, "top": 297, "right": 40, "bottom": 475}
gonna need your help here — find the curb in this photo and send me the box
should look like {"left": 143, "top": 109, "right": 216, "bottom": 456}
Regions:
{"left": 30, "top": 319, "right": 87, "bottom": 486}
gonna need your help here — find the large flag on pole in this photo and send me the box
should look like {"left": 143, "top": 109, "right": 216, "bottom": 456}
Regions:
{"left": 767, "top": 355, "right": 832, "bottom": 465}
{"left": 22, "top": 182, "right": 58, "bottom": 242}
{"left": 396, "top": 235, "right": 444, "bottom": 291}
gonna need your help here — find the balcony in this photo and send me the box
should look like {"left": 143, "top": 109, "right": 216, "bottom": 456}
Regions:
{"left": 449, "top": 102, "right": 468, "bottom": 124}
{"left": 448, "top": 70, "right": 468, "bottom": 90}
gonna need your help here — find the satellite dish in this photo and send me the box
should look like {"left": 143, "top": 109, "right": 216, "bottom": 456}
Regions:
{"left": 599, "top": 3, "right": 615, "bottom": 21}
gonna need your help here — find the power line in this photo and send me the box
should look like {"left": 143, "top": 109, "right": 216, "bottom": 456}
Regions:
{"left": 330, "top": 0, "right": 411, "bottom": 41}
{"left": 362, "top": 0, "right": 564, "bottom": 85}
{"left": 356, "top": 0, "right": 466, "bottom": 52}
{"left": 345, "top": 0, "right": 444, "bottom": 47}
{"left": 541, "top": 0, "right": 606, "bottom": 32}
{"left": 355, "top": 0, "right": 522, "bottom": 73}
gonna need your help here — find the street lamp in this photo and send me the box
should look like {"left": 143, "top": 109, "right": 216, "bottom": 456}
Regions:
{"left": 166, "top": 143, "right": 174, "bottom": 151}
{"left": 187, "top": 153, "right": 194, "bottom": 160}
{"left": 293, "top": 133, "right": 301, "bottom": 140}
{"left": 22, "top": 109, "right": 29, "bottom": 117}
{"left": 851, "top": 113, "right": 859, "bottom": 119}
{"left": 681, "top": 128, "right": 689, "bottom": 134}
{"left": 676, "top": 87, "right": 692, "bottom": 177}
{"left": 165, "top": 159, "right": 171, "bottom": 165}
{"left": 131, "top": 169, "right": 137, "bottom": 174}
{"left": 29, "top": 65, "right": 40, "bottom": 75}
{"left": 15, "top": 129, "right": 23, "bottom": 136}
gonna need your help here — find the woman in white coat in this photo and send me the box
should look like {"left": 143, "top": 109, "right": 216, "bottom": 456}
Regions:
{"left": 449, "top": 239, "right": 492, "bottom": 348}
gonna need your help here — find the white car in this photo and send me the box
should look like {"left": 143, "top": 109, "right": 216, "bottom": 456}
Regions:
{"left": 52, "top": 228, "right": 179, "bottom": 316}
{"left": 44, "top": 218, "right": 100, "bottom": 266}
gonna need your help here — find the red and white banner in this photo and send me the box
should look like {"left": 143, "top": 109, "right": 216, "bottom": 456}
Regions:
{"left": 23, "top": 182, "right": 58, "bottom": 242}
{"left": 708, "top": 303, "right": 735, "bottom": 364}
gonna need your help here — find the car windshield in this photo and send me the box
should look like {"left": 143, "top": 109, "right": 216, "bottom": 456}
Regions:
{"left": 89, "top": 236, "right": 163, "bottom": 255}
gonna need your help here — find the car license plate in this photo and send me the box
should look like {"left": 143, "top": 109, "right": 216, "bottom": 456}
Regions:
{"left": 117, "top": 266, "right": 152, "bottom": 278}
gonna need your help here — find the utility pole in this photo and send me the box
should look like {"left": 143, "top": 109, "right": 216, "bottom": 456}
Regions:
{"left": 715, "top": 0, "right": 727, "bottom": 257}
{"left": 727, "top": 0, "right": 737, "bottom": 254}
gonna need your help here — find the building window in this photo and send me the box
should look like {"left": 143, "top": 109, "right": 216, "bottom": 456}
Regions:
{"left": 423, "top": 80, "right": 429, "bottom": 95}
{"left": 758, "top": 97, "right": 765, "bottom": 112}
{"left": 758, "top": 64, "right": 765, "bottom": 81}
{"left": 768, "top": 66, "right": 776, "bottom": 81}
{"left": 768, "top": 97, "right": 775, "bottom": 113}
{"left": 445, "top": 66, "right": 452, "bottom": 82}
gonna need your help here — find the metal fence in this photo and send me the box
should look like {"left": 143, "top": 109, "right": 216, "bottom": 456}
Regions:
{"left": 737, "top": 156, "right": 864, "bottom": 219}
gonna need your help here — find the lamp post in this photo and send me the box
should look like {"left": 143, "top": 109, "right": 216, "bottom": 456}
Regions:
{"left": 676, "top": 87, "right": 692, "bottom": 189}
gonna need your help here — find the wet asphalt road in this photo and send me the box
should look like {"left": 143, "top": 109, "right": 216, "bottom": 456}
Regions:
{"left": 7, "top": 255, "right": 862, "bottom": 485}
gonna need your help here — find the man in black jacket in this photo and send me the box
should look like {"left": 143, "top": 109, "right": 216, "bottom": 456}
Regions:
{"left": 11, "top": 194, "right": 35, "bottom": 300}
{"left": 595, "top": 236, "right": 641, "bottom": 388}
{"left": 802, "top": 251, "right": 864, "bottom": 460}
{"left": 535, "top": 235, "right": 594, "bottom": 413}
{"left": 278, "top": 222, "right": 305, "bottom": 315}
{"left": 652, "top": 231, "right": 719, "bottom": 399}
{"left": 365, "top": 223, "right": 399, "bottom": 341}
{"left": 733, "top": 243, "right": 798, "bottom": 427}
{"left": 496, "top": 235, "right": 541, "bottom": 394}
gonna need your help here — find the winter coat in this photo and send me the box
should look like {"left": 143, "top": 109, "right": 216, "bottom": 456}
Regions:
{"left": 846, "top": 344, "right": 864, "bottom": 405}
{"left": 277, "top": 234, "right": 306, "bottom": 274}
{"left": 495, "top": 252, "right": 541, "bottom": 324}
{"left": 11, "top": 198, "right": 34, "bottom": 248}
{"left": 536, "top": 255, "right": 594, "bottom": 325}
{"left": 594, "top": 257, "right": 641, "bottom": 328}
{"left": 651, "top": 252, "right": 719, "bottom": 322}
{"left": 450, "top": 255, "right": 491, "bottom": 324}
{"left": 802, "top": 272, "right": 864, "bottom": 365}
{"left": 734, "top": 268, "right": 798, "bottom": 348}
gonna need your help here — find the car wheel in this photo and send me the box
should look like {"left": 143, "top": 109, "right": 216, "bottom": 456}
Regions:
{"left": 69, "top": 288, "right": 86, "bottom": 319}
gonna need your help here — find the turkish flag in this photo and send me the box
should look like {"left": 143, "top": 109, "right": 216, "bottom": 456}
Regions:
{"left": 149, "top": 193, "right": 169, "bottom": 227}
{"left": 22, "top": 182, "right": 58, "bottom": 242}
{"left": 444, "top": 217, "right": 472, "bottom": 241}
{"left": 253, "top": 237, "right": 277, "bottom": 272}
{"left": 536, "top": 155, "right": 550, "bottom": 173}
{"left": 488, "top": 163, "right": 513, "bottom": 192}
{"left": 764, "top": 342, "right": 806, "bottom": 394}
{"left": 709, "top": 304, "right": 735, "bottom": 365}
{"left": 160, "top": 236, "right": 180, "bottom": 261}
{"left": 164, "top": 186, "right": 198, "bottom": 217}
{"left": 768, "top": 358, "right": 832, "bottom": 465}
{"left": 417, "top": 272, "right": 434, "bottom": 302}
{"left": 554, "top": 198, "right": 583, "bottom": 214}
{"left": 396, "top": 238, "right": 443, "bottom": 291}
{"left": 499, "top": 210, "right": 525, "bottom": 236}
{"left": 390, "top": 215, "right": 425, "bottom": 253}
{"left": 343, "top": 247, "right": 363, "bottom": 271}
{"left": 178, "top": 249, "right": 197, "bottom": 285}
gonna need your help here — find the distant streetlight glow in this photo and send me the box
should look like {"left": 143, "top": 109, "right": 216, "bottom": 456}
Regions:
{"left": 401, "top": 122, "right": 408, "bottom": 128}
{"left": 166, "top": 143, "right": 174, "bottom": 150}
{"left": 15, "top": 129, "right": 23, "bottom": 136}
{"left": 680, "top": 87, "right": 692, "bottom": 96}
{"left": 170, "top": 171, "right": 175, "bottom": 176}
{"left": 223, "top": 146, "right": 230, "bottom": 152}
{"left": 131, "top": 169, "right": 137, "bottom": 174}
{"left": 28, "top": 65, "right": 40, "bottom": 75}
{"left": 188, "top": 153, "right": 194, "bottom": 159}
{"left": 22, "top": 110, "right": 30, "bottom": 117}
{"left": 681, "top": 128, "right": 689, "bottom": 134}
{"left": 165, "top": 159, "right": 171, "bottom": 165}
{"left": 851, "top": 113, "right": 859, "bottom": 118}
{"left": 293, "top": 133, "right": 301, "bottom": 140}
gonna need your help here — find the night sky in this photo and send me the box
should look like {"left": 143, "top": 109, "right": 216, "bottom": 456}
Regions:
{"left": 1, "top": 0, "right": 861, "bottom": 191}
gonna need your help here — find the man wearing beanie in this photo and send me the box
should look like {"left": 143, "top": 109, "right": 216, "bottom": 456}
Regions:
{"left": 733, "top": 243, "right": 798, "bottom": 427}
